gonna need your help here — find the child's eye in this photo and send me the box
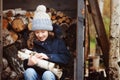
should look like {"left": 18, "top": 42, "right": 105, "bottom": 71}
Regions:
{"left": 35, "top": 32, "right": 39, "bottom": 34}
{"left": 41, "top": 31, "right": 45, "bottom": 33}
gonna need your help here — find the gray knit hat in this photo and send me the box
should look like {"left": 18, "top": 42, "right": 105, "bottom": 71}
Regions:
{"left": 32, "top": 5, "right": 53, "bottom": 31}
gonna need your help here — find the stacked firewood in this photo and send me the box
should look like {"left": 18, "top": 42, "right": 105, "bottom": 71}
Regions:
{"left": 2, "top": 8, "right": 76, "bottom": 46}
{"left": 2, "top": 57, "right": 24, "bottom": 80}
{"left": 2, "top": 7, "right": 76, "bottom": 80}
{"left": 2, "top": 43, "right": 25, "bottom": 80}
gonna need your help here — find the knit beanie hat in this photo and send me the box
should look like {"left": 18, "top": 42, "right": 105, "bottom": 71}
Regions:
{"left": 32, "top": 5, "right": 53, "bottom": 31}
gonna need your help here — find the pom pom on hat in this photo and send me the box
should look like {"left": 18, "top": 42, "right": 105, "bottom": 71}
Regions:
{"left": 32, "top": 5, "right": 53, "bottom": 31}
{"left": 36, "top": 5, "right": 46, "bottom": 13}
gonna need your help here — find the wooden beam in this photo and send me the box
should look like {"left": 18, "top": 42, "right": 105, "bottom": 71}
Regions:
{"left": 85, "top": 3, "right": 90, "bottom": 60}
{"left": 76, "top": 0, "right": 85, "bottom": 80}
{"left": 0, "top": 38, "right": 1, "bottom": 78}
{"left": 0, "top": 0, "right": 2, "bottom": 79}
{"left": 88, "top": 0, "right": 109, "bottom": 75}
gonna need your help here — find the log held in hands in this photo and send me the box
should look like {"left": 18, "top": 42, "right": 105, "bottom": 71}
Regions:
{"left": 18, "top": 49, "right": 63, "bottom": 79}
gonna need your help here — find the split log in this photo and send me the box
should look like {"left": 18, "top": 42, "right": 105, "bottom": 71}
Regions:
{"left": 4, "top": 67, "right": 12, "bottom": 74}
{"left": 49, "top": 8, "right": 57, "bottom": 15}
{"left": 12, "top": 18, "right": 26, "bottom": 32}
{"left": 3, "top": 9, "right": 15, "bottom": 17}
{"left": 7, "top": 17, "right": 15, "bottom": 24}
{"left": 6, "top": 10, "right": 14, "bottom": 17}
{"left": 2, "top": 57, "right": 8, "bottom": 70}
{"left": 27, "top": 22, "right": 32, "bottom": 30}
{"left": 2, "top": 29, "right": 15, "bottom": 46}
{"left": 58, "top": 18, "right": 64, "bottom": 24}
{"left": 27, "top": 14, "right": 33, "bottom": 30}
{"left": 52, "top": 20, "right": 57, "bottom": 24}
{"left": 56, "top": 11, "right": 64, "bottom": 18}
{"left": 2, "top": 18, "right": 9, "bottom": 29}
{"left": 61, "top": 16, "right": 67, "bottom": 22}
{"left": 51, "top": 13, "right": 56, "bottom": 20}
{"left": 25, "top": 11, "right": 34, "bottom": 18}
{"left": 14, "top": 8, "right": 26, "bottom": 16}
{"left": 9, "top": 30, "right": 18, "bottom": 42}
{"left": 9, "top": 71, "right": 17, "bottom": 79}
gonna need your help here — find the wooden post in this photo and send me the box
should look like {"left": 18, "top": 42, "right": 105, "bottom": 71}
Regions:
{"left": 85, "top": 1, "right": 90, "bottom": 60}
{"left": 0, "top": 0, "right": 2, "bottom": 80}
{"left": 84, "top": 4, "right": 90, "bottom": 78}
{"left": 0, "top": 34, "right": 1, "bottom": 78}
{"left": 88, "top": 0, "right": 109, "bottom": 70}
{"left": 76, "top": 0, "right": 85, "bottom": 80}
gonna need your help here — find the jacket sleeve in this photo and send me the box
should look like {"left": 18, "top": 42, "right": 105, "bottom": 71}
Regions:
{"left": 46, "top": 39, "right": 71, "bottom": 65}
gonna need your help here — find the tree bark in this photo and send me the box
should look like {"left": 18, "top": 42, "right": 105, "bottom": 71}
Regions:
{"left": 109, "top": 0, "right": 120, "bottom": 80}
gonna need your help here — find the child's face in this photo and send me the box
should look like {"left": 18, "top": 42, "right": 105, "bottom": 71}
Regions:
{"left": 35, "top": 30, "right": 49, "bottom": 41}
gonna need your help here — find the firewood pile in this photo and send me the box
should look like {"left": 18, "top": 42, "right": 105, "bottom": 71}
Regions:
{"left": 2, "top": 7, "right": 76, "bottom": 80}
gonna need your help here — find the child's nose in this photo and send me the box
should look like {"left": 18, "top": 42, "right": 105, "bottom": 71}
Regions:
{"left": 38, "top": 33, "right": 43, "bottom": 37}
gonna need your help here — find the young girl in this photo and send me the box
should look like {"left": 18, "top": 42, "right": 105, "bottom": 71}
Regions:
{"left": 23, "top": 5, "right": 70, "bottom": 80}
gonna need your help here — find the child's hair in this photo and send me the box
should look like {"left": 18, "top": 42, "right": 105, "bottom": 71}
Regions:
{"left": 48, "top": 31, "right": 55, "bottom": 39}
{"left": 27, "top": 31, "right": 55, "bottom": 49}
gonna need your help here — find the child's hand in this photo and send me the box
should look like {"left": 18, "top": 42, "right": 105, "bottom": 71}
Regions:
{"left": 27, "top": 55, "right": 38, "bottom": 66}
{"left": 39, "top": 53, "right": 49, "bottom": 60}
{"left": 34, "top": 53, "right": 42, "bottom": 58}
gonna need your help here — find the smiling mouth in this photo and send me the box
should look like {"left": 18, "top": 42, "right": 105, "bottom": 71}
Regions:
{"left": 39, "top": 37, "right": 46, "bottom": 41}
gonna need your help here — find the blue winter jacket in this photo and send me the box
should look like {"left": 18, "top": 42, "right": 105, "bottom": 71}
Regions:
{"left": 32, "top": 37, "right": 70, "bottom": 65}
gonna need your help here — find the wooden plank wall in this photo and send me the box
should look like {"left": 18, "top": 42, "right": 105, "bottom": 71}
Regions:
{"left": 3, "top": 0, "right": 77, "bottom": 18}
